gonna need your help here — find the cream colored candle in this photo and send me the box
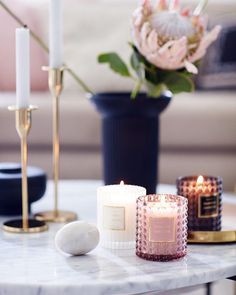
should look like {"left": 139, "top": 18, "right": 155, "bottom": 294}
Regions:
{"left": 97, "top": 182, "right": 146, "bottom": 249}
{"left": 15, "top": 28, "right": 30, "bottom": 108}
{"left": 49, "top": 0, "right": 63, "bottom": 68}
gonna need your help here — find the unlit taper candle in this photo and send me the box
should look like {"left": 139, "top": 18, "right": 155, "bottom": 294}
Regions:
{"left": 16, "top": 27, "right": 30, "bottom": 108}
{"left": 49, "top": 0, "right": 63, "bottom": 68}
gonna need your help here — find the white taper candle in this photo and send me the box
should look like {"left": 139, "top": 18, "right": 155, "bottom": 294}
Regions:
{"left": 49, "top": 0, "right": 63, "bottom": 68}
{"left": 16, "top": 27, "right": 30, "bottom": 108}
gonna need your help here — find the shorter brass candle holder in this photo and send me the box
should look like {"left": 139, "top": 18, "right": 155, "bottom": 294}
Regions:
{"left": 3, "top": 106, "right": 48, "bottom": 233}
{"left": 34, "top": 67, "right": 77, "bottom": 223}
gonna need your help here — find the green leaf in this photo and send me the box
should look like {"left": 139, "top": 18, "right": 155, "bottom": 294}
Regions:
{"left": 145, "top": 82, "right": 166, "bottom": 98}
{"left": 130, "top": 52, "right": 140, "bottom": 72}
{"left": 145, "top": 68, "right": 159, "bottom": 84}
{"left": 98, "top": 53, "right": 130, "bottom": 77}
{"left": 130, "top": 52, "right": 143, "bottom": 79}
{"left": 164, "top": 72, "right": 194, "bottom": 94}
{"left": 129, "top": 43, "right": 153, "bottom": 70}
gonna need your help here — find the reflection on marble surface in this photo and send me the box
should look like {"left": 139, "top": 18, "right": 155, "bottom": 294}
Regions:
{"left": 0, "top": 180, "right": 235, "bottom": 295}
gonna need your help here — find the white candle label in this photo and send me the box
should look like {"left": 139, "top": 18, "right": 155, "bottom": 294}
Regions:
{"left": 103, "top": 206, "right": 125, "bottom": 231}
{"left": 148, "top": 217, "right": 176, "bottom": 243}
{"left": 198, "top": 194, "right": 219, "bottom": 218}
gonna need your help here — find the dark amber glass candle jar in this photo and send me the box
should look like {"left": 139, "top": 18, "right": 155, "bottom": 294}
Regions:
{"left": 177, "top": 176, "right": 223, "bottom": 231}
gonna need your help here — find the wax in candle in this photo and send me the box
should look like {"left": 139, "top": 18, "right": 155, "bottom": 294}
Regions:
{"left": 97, "top": 182, "right": 146, "bottom": 249}
{"left": 148, "top": 197, "right": 178, "bottom": 243}
{"left": 49, "top": 0, "right": 63, "bottom": 68}
{"left": 15, "top": 28, "right": 30, "bottom": 108}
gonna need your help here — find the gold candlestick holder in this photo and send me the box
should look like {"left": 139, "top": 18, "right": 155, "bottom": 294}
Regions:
{"left": 3, "top": 106, "right": 48, "bottom": 233}
{"left": 34, "top": 67, "right": 77, "bottom": 223}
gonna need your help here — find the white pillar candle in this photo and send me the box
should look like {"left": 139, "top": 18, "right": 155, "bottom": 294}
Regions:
{"left": 97, "top": 182, "right": 146, "bottom": 249}
{"left": 16, "top": 28, "right": 30, "bottom": 108}
{"left": 49, "top": 0, "right": 63, "bottom": 68}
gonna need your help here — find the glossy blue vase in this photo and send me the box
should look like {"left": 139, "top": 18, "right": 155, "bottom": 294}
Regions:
{"left": 0, "top": 163, "right": 47, "bottom": 215}
{"left": 92, "top": 92, "right": 172, "bottom": 194}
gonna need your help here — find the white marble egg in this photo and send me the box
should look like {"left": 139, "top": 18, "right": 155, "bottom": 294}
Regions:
{"left": 55, "top": 221, "right": 100, "bottom": 256}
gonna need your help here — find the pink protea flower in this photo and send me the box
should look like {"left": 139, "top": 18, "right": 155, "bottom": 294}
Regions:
{"left": 131, "top": 0, "right": 221, "bottom": 74}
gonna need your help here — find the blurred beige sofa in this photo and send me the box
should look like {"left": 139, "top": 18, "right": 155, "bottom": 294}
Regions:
{"left": 0, "top": 90, "right": 236, "bottom": 191}
{"left": 0, "top": 0, "right": 236, "bottom": 191}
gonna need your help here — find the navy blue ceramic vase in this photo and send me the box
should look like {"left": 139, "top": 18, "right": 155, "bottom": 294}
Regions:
{"left": 0, "top": 163, "right": 47, "bottom": 215}
{"left": 92, "top": 92, "right": 172, "bottom": 194}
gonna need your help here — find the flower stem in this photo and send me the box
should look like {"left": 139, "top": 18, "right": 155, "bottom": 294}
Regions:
{"left": 66, "top": 68, "right": 93, "bottom": 94}
{"left": 131, "top": 80, "right": 142, "bottom": 99}
{"left": 0, "top": 0, "right": 94, "bottom": 94}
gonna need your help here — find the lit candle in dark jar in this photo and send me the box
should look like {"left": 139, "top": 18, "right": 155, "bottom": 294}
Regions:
{"left": 176, "top": 176, "right": 223, "bottom": 231}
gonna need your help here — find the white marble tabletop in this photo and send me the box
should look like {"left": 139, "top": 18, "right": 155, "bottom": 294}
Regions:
{"left": 0, "top": 180, "right": 236, "bottom": 295}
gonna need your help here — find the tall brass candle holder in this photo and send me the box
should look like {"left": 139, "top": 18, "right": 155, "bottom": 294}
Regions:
{"left": 35, "top": 67, "right": 77, "bottom": 223}
{"left": 3, "top": 106, "right": 48, "bottom": 233}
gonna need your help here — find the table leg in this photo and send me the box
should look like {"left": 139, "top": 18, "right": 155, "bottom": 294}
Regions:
{"left": 206, "top": 282, "right": 212, "bottom": 295}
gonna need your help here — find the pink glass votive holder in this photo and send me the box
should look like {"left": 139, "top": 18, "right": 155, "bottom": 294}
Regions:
{"left": 136, "top": 194, "right": 188, "bottom": 262}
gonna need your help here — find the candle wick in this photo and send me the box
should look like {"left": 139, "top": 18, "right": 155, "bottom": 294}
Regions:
{"left": 23, "top": 24, "right": 28, "bottom": 29}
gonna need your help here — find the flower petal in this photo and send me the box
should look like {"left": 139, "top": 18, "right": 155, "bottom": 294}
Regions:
{"left": 142, "top": 0, "right": 152, "bottom": 16}
{"left": 140, "top": 22, "right": 151, "bottom": 43}
{"left": 190, "top": 25, "right": 221, "bottom": 62}
{"left": 145, "top": 37, "right": 188, "bottom": 70}
{"left": 139, "top": 22, "right": 153, "bottom": 54}
{"left": 147, "top": 29, "right": 159, "bottom": 52}
{"left": 184, "top": 60, "right": 198, "bottom": 74}
{"left": 158, "top": 40, "right": 176, "bottom": 55}
{"left": 132, "top": 7, "right": 143, "bottom": 27}
{"left": 169, "top": 0, "right": 180, "bottom": 11}
{"left": 157, "top": 0, "right": 167, "bottom": 10}
{"left": 159, "top": 37, "right": 187, "bottom": 60}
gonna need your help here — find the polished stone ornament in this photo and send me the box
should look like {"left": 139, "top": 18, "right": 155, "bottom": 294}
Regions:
{"left": 55, "top": 221, "right": 100, "bottom": 256}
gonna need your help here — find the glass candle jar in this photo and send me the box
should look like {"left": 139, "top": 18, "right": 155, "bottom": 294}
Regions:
{"left": 177, "top": 176, "right": 223, "bottom": 231}
{"left": 97, "top": 183, "right": 146, "bottom": 249}
{"left": 136, "top": 194, "right": 188, "bottom": 262}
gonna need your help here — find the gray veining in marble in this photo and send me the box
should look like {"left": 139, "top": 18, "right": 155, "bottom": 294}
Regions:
{"left": 0, "top": 180, "right": 235, "bottom": 295}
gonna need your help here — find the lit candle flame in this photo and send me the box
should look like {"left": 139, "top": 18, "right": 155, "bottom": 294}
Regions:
{"left": 197, "top": 175, "right": 204, "bottom": 185}
{"left": 120, "top": 180, "right": 124, "bottom": 185}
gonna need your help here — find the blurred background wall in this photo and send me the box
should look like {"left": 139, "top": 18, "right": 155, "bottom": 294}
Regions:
{"left": 0, "top": 0, "right": 236, "bottom": 191}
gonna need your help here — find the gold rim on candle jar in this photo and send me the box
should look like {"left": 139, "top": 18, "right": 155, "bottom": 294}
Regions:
{"left": 188, "top": 230, "right": 236, "bottom": 244}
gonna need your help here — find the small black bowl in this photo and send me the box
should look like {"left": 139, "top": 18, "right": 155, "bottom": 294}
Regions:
{"left": 0, "top": 163, "right": 47, "bottom": 216}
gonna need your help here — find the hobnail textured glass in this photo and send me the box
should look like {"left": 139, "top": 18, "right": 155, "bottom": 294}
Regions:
{"left": 177, "top": 176, "right": 223, "bottom": 231}
{"left": 136, "top": 194, "right": 188, "bottom": 262}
